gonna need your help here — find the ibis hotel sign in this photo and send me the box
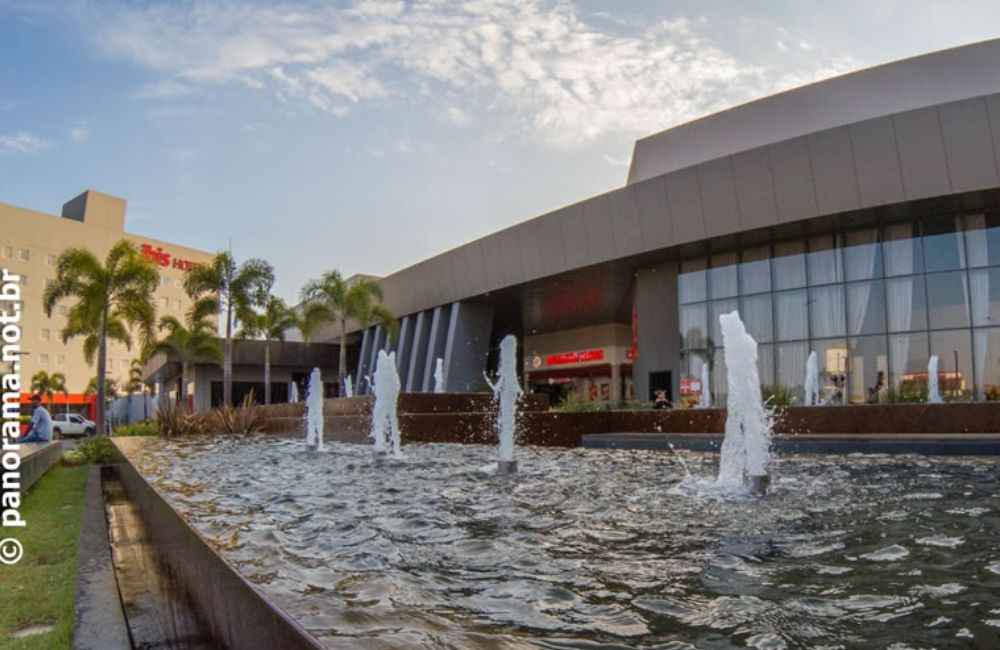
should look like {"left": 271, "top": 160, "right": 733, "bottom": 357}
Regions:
{"left": 141, "top": 244, "right": 202, "bottom": 271}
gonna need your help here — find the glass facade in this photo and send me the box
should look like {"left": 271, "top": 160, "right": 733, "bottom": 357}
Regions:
{"left": 678, "top": 212, "right": 1000, "bottom": 405}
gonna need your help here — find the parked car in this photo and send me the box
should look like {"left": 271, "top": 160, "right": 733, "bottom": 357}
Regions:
{"left": 51, "top": 413, "right": 96, "bottom": 438}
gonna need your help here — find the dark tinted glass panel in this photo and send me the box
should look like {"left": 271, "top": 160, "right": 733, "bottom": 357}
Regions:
{"left": 846, "top": 280, "right": 886, "bottom": 336}
{"left": 848, "top": 335, "right": 888, "bottom": 404}
{"left": 844, "top": 228, "right": 882, "bottom": 281}
{"left": 883, "top": 222, "right": 923, "bottom": 276}
{"left": 774, "top": 290, "right": 808, "bottom": 341}
{"left": 741, "top": 294, "right": 773, "bottom": 343}
{"left": 807, "top": 234, "right": 844, "bottom": 285}
{"left": 773, "top": 240, "right": 806, "bottom": 290}
{"left": 679, "top": 258, "right": 707, "bottom": 304}
{"left": 929, "top": 329, "right": 973, "bottom": 401}
{"left": 885, "top": 276, "right": 927, "bottom": 332}
{"left": 740, "top": 246, "right": 771, "bottom": 295}
{"left": 709, "top": 252, "right": 738, "bottom": 299}
{"left": 926, "top": 271, "right": 970, "bottom": 329}
{"left": 922, "top": 216, "right": 966, "bottom": 272}
{"left": 679, "top": 304, "right": 707, "bottom": 349}
{"left": 888, "top": 331, "right": 929, "bottom": 388}
{"left": 809, "top": 285, "right": 846, "bottom": 338}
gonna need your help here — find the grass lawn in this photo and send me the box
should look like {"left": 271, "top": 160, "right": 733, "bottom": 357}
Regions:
{"left": 0, "top": 463, "right": 89, "bottom": 650}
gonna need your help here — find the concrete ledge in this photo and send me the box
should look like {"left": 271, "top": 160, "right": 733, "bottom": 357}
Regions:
{"left": 19, "top": 441, "right": 62, "bottom": 491}
{"left": 111, "top": 440, "right": 326, "bottom": 650}
{"left": 72, "top": 466, "right": 130, "bottom": 650}
{"left": 583, "top": 432, "right": 1000, "bottom": 455}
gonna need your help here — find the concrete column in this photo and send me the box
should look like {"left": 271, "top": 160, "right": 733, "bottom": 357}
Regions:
{"left": 422, "top": 305, "right": 451, "bottom": 391}
{"left": 610, "top": 356, "right": 621, "bottom": 403}
{"left": 442, "top": 301, "right": 494, "bottom": 393}
{"left": 395, "top": 316, "right": 413, "bottom": 389}
{"left": 406, "top": 311, "right": 428, "bottom": 392}
{"left": 633, "top": 264, "right": 680, "bottom": 402}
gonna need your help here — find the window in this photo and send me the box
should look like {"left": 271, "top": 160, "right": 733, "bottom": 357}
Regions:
{"left": 922, "top": 216, "right": 966, "bottom": 272}
{"left": 926, "top": 271, "right": 970, "bottom": 329}
{"left": 846, "top": 280, "right": 886, "bottom": 336}
{"left": 679, "top": 259, "right": 707, "bottom": 304}
{"left": 56, "top": 354, "right": 65, "bottom": 365}
{"left": 776, "top": 341, "right": 807, "bottom": 403}
{"left": 883, "top": 222, "right": 923, "bottom": 276}
{"left": 848, "top": 335, "right": 888, "bottom": 403}
{"left": 40, "top": 328, "right": 50, "bottom": 341}
{"left": 809, "top": 285, "right": 846, "bottom": 338}
{"left": 20, "top": 275, "right": 27, "bottom": 286}
{"left": 120, "top": 359, "right": 128, "bottom": 370}
{"left": 888, "top": 332, "right": 929, "bottom": 388}
{"left": 172, "top": 299, "right": 181, "bottom": 310}
{"left": 44, "top": 278, "right": 54, "bottom": 289}
{"left": 740, "top": 246, "right": 771, "bottom": 295}
{"left": 929, "top": 329, "right": 973, "bottom": 400}
{"left": 844, "top": 228, "right": 882, "bottom": 281}
{"left": 39, "top": 354, "right": 50, "bottom": 365}
{"left": 1, "top": 246, "right": 11, "bottom": 258}
{"left": 679, "top": 304, "right": 707, "bottom": 349}
{"left": 46, "top": 253, "right": 57, "bottom": 266}
{"left": 161, "top": 297, "right": 169, "bottom": 308}
{"left": 807, "top": 234, "right": 844, "bottom": 286}
{"left": 709, "top": 299, "right": 738, "bottom": 346}
{"left": 58, "top": 305, "right": 69, "bottom": 317}
{"left": 709, "top": 252, "right": 738, "bottom": 299}
{"left": 973, "top": 327, "right": 1000, "bottom": 398}
{"left": 886, "top": 276, "right": 927, "bottom": 332}
{"left": 774, "top": 290, "right": 808, "bottom": 341}
{"left": 772, "top": 240, "right": 806, "bottom": 290}
{"left": 18, "top": 248, "right": 29, "bottom": 261}
{"left": 741, "top": 294, "right": 773, "bottom": 343}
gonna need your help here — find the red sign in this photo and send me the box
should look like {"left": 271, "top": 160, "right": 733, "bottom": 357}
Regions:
{"left": 141, "top": 244, "right": 201, "bottom": 271}
{"left": 545, "top": 349, "right": 604, "bottom": 366}
{"left": 680, "top": 377, "right": 703, "bottom": 396}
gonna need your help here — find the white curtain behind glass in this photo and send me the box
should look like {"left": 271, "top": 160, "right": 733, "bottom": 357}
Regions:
{"left": 846, "top": 240, "right": 877, "bottom": 335}
{"left": 884, "top": 224, "right": 915, "bottom": 386}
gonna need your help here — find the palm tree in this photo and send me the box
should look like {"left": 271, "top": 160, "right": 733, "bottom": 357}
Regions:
{"left": 43, "top": 240, "right": 158, "bottom": 436}
{"left": 85, "top": 376, "right": 119, "bottom": 399}
{"left": 239, "top": 296, "right": 299, "bottom": 404}
{"left": 151, "top": 310, "right": 223, "bottom": 407}
{"left": 183, "top": 252, "right": 273, "bottom": 407}
{"left": 300, "top": 270, "right": 398, "bottom": 389}
{"left": 30, "top": 370, "right": 66, "bottom": 409}
{"left": 126, "top": 359, "right": 149, "bottom": 420}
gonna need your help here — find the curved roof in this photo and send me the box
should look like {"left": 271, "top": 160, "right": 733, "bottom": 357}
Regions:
{"left": 628, "top": 38, "right": 1000, "bottom": 184}
{"left": 372, "top": 39, "right": 1000, "bottom": 323}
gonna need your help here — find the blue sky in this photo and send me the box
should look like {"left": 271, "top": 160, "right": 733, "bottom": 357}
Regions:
{"left": 2, "top": 1, "right": 1000, "bottom": 302}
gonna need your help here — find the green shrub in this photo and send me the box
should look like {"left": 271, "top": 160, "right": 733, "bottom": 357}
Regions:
{"left": 112, "top": 421, "right": 158, "bottom": 437}
{"left": 761, "top": 384, "right": 796, "bottom": 408}
{"left": 66, "top": 437, "right": 116, "bottom": 465}
{"left": 879, "top": 382, "right": 929, "bottom": 404}
{"left": 156, "top": 401, "right": 211, "bottom": 437}
{"left": 551, "top": 394, "right": 653, "bottom": 412}
{"left": 211, "top": 394, "right": 266, "bottom": 434}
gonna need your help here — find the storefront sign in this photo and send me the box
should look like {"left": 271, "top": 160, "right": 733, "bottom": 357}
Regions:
{"left": 680, "top": 377, "right": 702, "bottom": 395}
{"left": 545, "top": 349, "right": 604, "bottom": 366}
{"left": 141, "top": 244, "right": 201, "bottom": 271}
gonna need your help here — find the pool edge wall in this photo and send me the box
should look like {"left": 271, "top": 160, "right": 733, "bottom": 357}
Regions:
{"left": 21, "top": 441, "right": 62, "bottom": 491}
{"left": 110, "top": 439, "right": 326, "bottom": 650}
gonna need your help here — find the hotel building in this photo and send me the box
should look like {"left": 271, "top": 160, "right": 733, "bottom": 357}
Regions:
{"left": 1, "top": 190, "right": 213, "bottom": 410}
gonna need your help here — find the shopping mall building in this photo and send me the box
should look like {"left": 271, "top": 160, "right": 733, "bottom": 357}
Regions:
{"left": 0, "top": 190, "right": 214, "bottom": 412}
{"left": 341, "top": 38, "right": 1000, "bottom": 407}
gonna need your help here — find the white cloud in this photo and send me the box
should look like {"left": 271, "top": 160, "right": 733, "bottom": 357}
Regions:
{"left": 67, "top": 120, "right": 89, "bottom": 142}
{"left": 81, "top": 1, "right": 859, "bottom": 148}
{"left": 602, "top": 152, "right": 631, "bottom": 167}
{"left": 134, "top": 79, "right": 194, "bottom": 100}
{"left": 0, "top": 131, "right": 52, "bottom": 154}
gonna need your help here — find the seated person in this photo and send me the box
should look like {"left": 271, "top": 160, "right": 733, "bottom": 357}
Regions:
{"left": 20, "top": 394, "right": 52, "bottom": 443}
{"left": 653, "top": 389, "right": 672, "bottom": 410}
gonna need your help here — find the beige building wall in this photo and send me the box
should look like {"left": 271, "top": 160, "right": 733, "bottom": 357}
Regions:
{"left": 0, "top": 190, "right": 214, "bottom": 396}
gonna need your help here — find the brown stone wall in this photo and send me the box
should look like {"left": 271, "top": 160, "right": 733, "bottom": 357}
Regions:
{"left": 261, "top": 398, "right": 1000, "bottom": 447}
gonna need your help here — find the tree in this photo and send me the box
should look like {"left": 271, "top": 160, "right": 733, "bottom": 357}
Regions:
{"left": 239, "top": 296, "right": 299, "bottom": 404}
{"left": 151, "top": 309, "right": 223, "bottom": 407}
{"left": 183, "top": 252, "right": 273, "bottom": 407}
{"left": 300, "top": 271, "right": 397, "bottom": 388}
{"left": 126, "top": 359, "right": 149, "bottom": 420}
{"left": 44, "top": 240, "right": 158, "bottom": 436}
{"left": 30, "top": 370, "right": 66, "bottom": 410}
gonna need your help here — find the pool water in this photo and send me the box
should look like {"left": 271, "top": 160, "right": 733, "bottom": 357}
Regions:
{"left": 116, "top": 437, "right": 1000, "bottom": 649}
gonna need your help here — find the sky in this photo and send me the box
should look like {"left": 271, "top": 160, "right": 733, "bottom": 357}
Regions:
{"left": 2, "top": 0, "right": 1000, "bottom": 302}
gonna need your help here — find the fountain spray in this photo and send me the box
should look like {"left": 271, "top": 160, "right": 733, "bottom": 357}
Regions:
{"left": 487, "top": 335, "right": 522, "bottom": 475}
{"left": 433, "top": 358, "right": 445, "bottom": 393}
{"left": 370, "top": 350, "right": 403, "bottom": 459}
{"left": 804, "top": 351, "right": 819, "bottom": 406}
{"left": 344, "top": 375, "right": 353, "bottom": 398}
{"left": 927, "top": 355, "right": 944, "bottom": 403}
{"left": 717, "top": 311, "right": 772, "bottom": 496}
{"left": 305, "top": 368, "right": 324, "bottom": 451}
{"left": 698, "top": 362, "right": 711, "bottom": 408}
{"left": 289, "top": 381, "right": 299, "bottom": 404}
